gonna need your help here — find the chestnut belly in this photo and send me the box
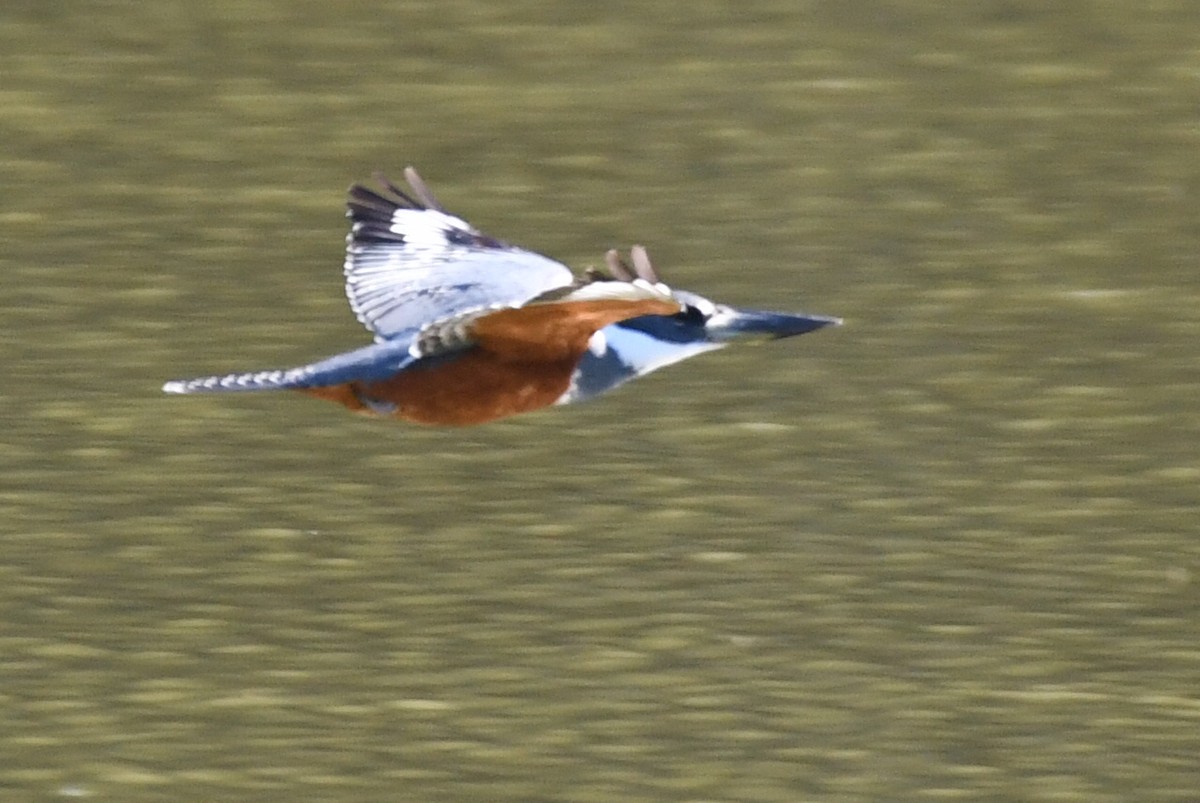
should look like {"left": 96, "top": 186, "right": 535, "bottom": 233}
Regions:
{"left": 298, "top": 350, "right": 579, "bottom": 426}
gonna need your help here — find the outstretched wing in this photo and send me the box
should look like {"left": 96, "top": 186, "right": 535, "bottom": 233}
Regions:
{"left": 344, "top": 168, "right": 575, "bottom": 342}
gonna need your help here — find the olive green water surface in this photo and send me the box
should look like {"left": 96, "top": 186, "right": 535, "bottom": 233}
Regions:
{"left": 2, "top": 2, "right": 1199, "bottom": 801}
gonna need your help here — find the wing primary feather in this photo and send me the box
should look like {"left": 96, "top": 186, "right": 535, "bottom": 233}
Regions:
{"left": 346, "top": 179, "right": 423, "bottom": 244}
{"left": 370, "top": 171, "right": 422, "bottom": 209}
{"left": 402, "top": 167, "right": 446, "bottom": 212}
{"left": 346, "top": 186, "right": 406, "bottom": 232}
{"left": 347, "top": 183, "right": 404, "bottom": 213}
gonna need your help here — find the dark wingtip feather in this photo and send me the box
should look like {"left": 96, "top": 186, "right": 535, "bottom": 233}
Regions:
{"left": 346, "top": 171, "right": 435, "bottom": 245}
{"left": 346, "top": 171, "right": 428, "bottom": 221}
{"left": 402, "top": 166, "right": 445, "bottom": 212}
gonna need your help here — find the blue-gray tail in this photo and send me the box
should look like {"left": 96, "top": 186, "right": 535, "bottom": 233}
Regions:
{"left": 163, "top": 341, "right": 420, "bottom": 395}
{"left": 162, "top": 366, "right": 317, "bottom": 394}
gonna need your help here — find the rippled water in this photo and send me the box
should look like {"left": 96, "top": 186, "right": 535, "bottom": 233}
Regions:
{"left": 2, "top": 2, "right": 1198, "bottom": 801}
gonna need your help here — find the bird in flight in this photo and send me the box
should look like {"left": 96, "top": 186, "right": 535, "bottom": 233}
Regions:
{"left": 164, "top": 168, "right": 840, "bottom": 426}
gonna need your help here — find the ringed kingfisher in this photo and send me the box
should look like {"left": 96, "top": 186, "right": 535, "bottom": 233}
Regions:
{"left": 163, "top": 168, "right": 840, "bottom": 426}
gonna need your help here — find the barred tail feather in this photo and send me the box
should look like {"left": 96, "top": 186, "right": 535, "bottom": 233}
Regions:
{"left": 162, "top": 367, "right": 315, "bottom": 394}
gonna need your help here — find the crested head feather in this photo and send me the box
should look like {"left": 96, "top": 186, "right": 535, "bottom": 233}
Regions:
{"left": 604, "top": 245, "right": 662, "bottom": 284}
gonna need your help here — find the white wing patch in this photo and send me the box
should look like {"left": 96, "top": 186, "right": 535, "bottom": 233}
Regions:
{"left": 376, "top": 208, "right": 478, "bottom": 249}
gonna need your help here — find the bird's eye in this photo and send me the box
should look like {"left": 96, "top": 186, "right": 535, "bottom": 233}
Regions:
{"left": 678, "top": 304, "right": 707, "bottom": 324}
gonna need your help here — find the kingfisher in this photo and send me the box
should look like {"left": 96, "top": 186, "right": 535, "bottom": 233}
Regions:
{"left": 163, "top": 168, "right": 840, "bottom": 426}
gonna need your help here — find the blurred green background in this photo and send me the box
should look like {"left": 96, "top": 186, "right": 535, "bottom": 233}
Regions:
{"left": 2, "top": 1, "right": 1198, "bottom": 801}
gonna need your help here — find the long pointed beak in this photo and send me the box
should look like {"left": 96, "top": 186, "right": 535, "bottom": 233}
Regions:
{"left": 707, "top": 307, "right": 842, "bottom": 342}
